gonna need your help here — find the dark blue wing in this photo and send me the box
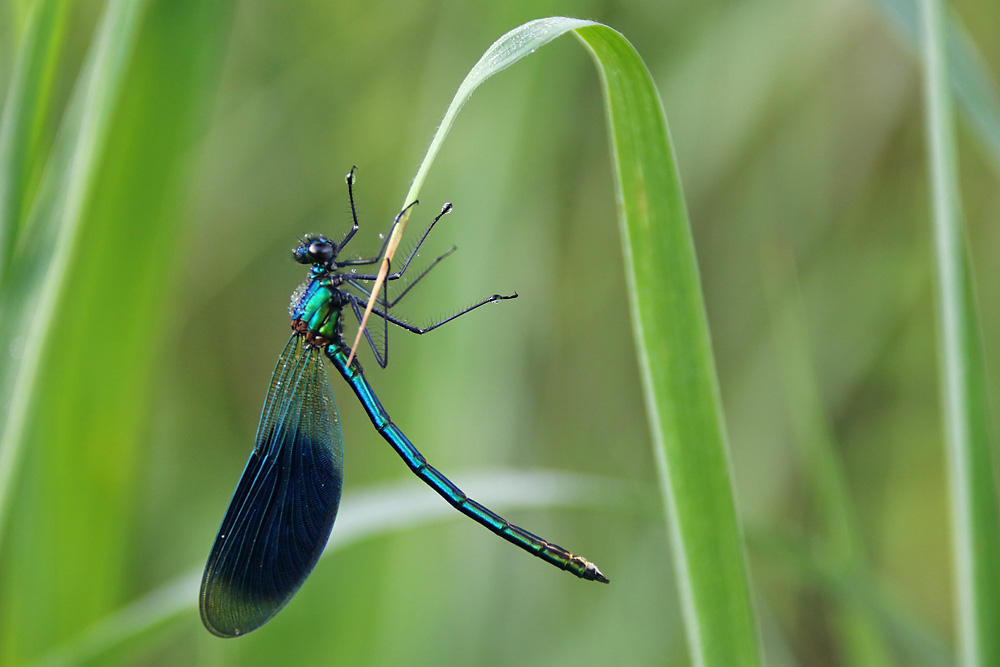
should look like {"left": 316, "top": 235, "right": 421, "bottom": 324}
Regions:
{"left": 200, "top": 334, "right": 344, "bottom": 637}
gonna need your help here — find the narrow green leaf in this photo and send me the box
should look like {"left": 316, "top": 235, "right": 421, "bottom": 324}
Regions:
{"left": 572, "top": 24, "right": 760, "bottom": 666}
{"left": 919, "top": 0, "right": 1000, "bottom": 665}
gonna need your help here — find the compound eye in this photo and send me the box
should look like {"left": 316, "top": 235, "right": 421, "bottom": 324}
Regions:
{"left": 308, "top": 240, "right": 334, "bottom": 263}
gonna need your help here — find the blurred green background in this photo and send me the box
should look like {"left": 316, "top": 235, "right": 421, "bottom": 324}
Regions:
{"left": 1, "top": 0, "right": 999, "bottom": 664}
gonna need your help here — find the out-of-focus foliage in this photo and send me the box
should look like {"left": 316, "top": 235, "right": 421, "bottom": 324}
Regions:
{"left": 0, "top": 0, "right": 998, "bottom": 665}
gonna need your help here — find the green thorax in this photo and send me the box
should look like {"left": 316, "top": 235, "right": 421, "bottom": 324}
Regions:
{"left": 289, "top": 269, "right": 345, "bottom": 343}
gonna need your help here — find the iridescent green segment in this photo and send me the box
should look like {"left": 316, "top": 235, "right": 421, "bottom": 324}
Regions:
{"left": 201, "top": 176, "right": 606, "bottom": 638}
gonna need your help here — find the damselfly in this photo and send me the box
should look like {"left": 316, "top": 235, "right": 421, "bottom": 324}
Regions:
{"left": 200, "top": 168, "right": 608, "bottom": 637}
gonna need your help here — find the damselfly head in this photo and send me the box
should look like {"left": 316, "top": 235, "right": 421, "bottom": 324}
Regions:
{"left": 293, "top": 235, "right": 335, "bottom": 266}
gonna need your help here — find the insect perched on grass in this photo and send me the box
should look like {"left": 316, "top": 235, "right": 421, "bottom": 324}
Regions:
{"left": 199, "top": 168, "right": 608, "bottom": 638}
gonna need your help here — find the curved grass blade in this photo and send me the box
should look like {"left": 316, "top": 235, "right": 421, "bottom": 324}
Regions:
{"left": 200, "top": 335, "right": 345, "bottom": 638}
{"left": 353, "top": 17, "right": 760, "bottom": 665}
